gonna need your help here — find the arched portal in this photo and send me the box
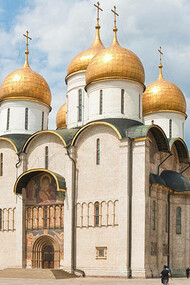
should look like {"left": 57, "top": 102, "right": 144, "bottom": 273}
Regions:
{"left": 32, "top": 235, "right": 60, "bottom": 269}
{"left": 42, "top": 244, "right": 54, "bottom": 268}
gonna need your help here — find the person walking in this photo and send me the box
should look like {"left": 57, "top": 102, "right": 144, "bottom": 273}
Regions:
{"left": 160, "top": 265, "right": 169, "bottom": 284}
{"left": 166, "top": 265, "right": 172, "bottom": 280}
{"left": 186, "top": 267, "right": 190, "bottom": 278}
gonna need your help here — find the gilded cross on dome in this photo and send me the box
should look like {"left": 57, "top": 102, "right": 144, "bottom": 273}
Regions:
{"left": 158, "top": 46, "right": 163, "bottom": 76}
{"left": 23, "top": 31, "right": 32, "bottom": 53}
{"left": 94, "top": 2, "right": 103, "bottom": 29}
{"left": 23, "top": 31, "right": 32, "bottom": 67}
{"left": 158, "top": 46, "right": 163, "bottom": 65}
{"left": 111, "top": 6, "right": 119, "bottom": 31}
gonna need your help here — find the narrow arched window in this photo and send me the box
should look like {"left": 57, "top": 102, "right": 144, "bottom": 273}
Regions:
{"left": 121, "top": 89, "right": 124, "bottom": 114}
{"left": 41, "top": 112, "right": 44, "bottom": 130}
{"left": 139, "top": 94, "right": 141, "bottom": 119}
{"left": 176, "top": 207, "right": 181, "bottom": 234}
{"left": 78, "top": 89, "right": 82, "bottom": 122}
{"left": 25, "top": 108, "right": 28, "bottom": 130}
{"left": 99, "top": 90, "right": 103, "bottom": 115}
{"left": 45, "top": 146, "right": 48, "bottom": 169}
{"left": 152, "top": 200, "right": 156, "bottom": 230}
{"left": 96, "top": 139, "right": 100, "bottom": 165}
{"left": 0, "top": 153, "right": 3, "bottom": 176}
{"left": 44, "top": 206, "right": 48, "bottom": 229}
{"left": 0, "top": 209, "right": 2, "bottom": 230}
{"left": 165, "top": 204, "right": 168, "bottom": 233}
{"left": 169, "top": 119, "right": 172, "bottom": 138}
{"left": 94, "top": 202, "right": 99, "bottom": 226}
{"left": 6, "top": 108, "right": 10, "bottom": 130}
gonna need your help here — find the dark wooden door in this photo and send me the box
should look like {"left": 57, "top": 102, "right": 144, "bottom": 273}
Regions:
{"left": 42, "top": 244, "right": 54, "bottom": 269}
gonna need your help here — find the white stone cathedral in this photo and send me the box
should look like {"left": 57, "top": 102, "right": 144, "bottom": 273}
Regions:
{"left": 0, "top": 3, "right": 189, "bottom": 279}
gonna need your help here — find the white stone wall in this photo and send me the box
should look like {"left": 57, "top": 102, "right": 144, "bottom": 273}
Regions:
{"left": 0, "top": 141, "right": 21, "bottom": 268}
{"left": 74, "top": 124, "right": 129, "bottom": 276}
{"left": 131, "top": 139, "right": 150, "bottom": 278}
{"left": 66, "top": 73, "right": 87, "bottom": 129}
{"left": 87, "top": 80, "right": 144, "bottom": 123}
{"left": 144, "top": 112, "right": 186, "bottom": 139}
{"left": 0, "top": 101, "right": 50, "bottom": 135}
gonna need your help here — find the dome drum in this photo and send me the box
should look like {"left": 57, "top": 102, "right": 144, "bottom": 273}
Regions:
{"left": 87, "top": 79, "right": 144, "bottom": 123}
{"left": 0, "top": 100, "right": 49, "bottom": 135}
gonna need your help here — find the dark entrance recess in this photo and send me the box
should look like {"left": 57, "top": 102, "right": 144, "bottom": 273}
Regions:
{"left": 42, "top": 244, "right": 54, "bottom": 269}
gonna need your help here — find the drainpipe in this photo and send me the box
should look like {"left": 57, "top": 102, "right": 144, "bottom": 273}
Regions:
{"left": 66, "top": 146, "right": 85, "bottom": 277}
{"left": 128, "top": 138, "right": 133, "bottom": 278}
{"left": 15, "top": 151, "right": 22, "bottom": 168}
{"left": 167, "top": 191, "right": 171, "bottom": 268}
{"left": 180, "top": 163, "right": 190, "bottom": 174}
{"left": 157, "top": 152, "right": 173, "bottom": 175}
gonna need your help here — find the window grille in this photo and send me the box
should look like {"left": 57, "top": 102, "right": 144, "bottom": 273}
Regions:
{"left": 45, "top": 146, "right": 48, "bottom": 169}
{"left": 96, "top": 139, "right": 100, "bottom": 165}
{"left": 94, "top": 202, "right": 99, "bottom": 226}
{"left": 25, "top": 108, "right": 28, "bottom": 130}
{"left": 7, "top": 108, "right": 10, "bottom": 130}
{"left": 0, "top": 153, "right": 3, "bottom": 176}
{"left": 99, "top": 90, "right": 103, "bottom": 115}
{"left": 121, "top": 89, "right": 124, "bottom": 114}
{"left": 169, "top": 119, "right": 172, "bottom": 138}
{"left": 42, "top": 112, "right": 44, "bottom": 130}
{"left": 152, "top": 200, "right": 156, "bottom": 230}
{"left": 176, "top": 207, "right": 181, "bottom": 234}
{"left": 78, "top": 89, "right": 82, "bottom": 122}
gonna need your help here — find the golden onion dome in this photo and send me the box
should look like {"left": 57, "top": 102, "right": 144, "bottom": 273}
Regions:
{"left": 143, "top": 64, "right": 186, "bottom": 116}
{"left": 66, "top": 27, "right": 104, "bottom": 81}
{"left": 56, "top": 103, "right": 66, "bottom": 129}
{"left": 86, "top": 30, "right": 145, "bottom": 87}
{"left": 0, "top": 34, "right": 51, "bottom": 107}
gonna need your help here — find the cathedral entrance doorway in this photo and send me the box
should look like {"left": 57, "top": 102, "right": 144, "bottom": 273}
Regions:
{"left": 32, "top": 235, "right": 60, "bottom": 269}
{"left": 42, "top": 244, "right": 54, "bottom": 269}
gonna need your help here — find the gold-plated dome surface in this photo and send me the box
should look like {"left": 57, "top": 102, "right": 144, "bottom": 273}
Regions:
{"left": 0, "top": 30, "right": 51, "bottom": 106}
{"left": 86, "top": 33, "right": 145, "bottom": 86}
{"left": 143, "top": 69, "right": 186, "bottom": 116}
{"left": 66, "top": 28, "right": 105, "bottom": 79}
{"left": 0, "top": 65, "right": 51, "bottom": 106}
{"left": 56, "top": 103, "right": 66, "bottom": 129}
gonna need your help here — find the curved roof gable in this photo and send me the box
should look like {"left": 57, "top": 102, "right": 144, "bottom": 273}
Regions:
{"left": 169, "top": 138, "right": 189, "bottom": 163}
{"left": 71, "top": 118, "right": 143, "bottom": 146}
{"left": 127, "top": 124, "right": 169, "bottom": 152}
{"left": 22, "top": 129, "right": 79, "bottom": 152}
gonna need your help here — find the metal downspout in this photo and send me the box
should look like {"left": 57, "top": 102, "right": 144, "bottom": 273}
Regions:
{"left": 157, "top": 152, "right": 173, "bottom": 175}
{"left": 66, "top": 146, "right": 85, "bottom": 277}
{"left": 128, "top": 138, "right": 133, "bottom": 278}
{"left": 167, "top": 192, "right": 171, "bottom": 268}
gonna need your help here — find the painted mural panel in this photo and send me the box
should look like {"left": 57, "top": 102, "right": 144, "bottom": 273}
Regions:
{"left": 26, "top": 173, "right": 64, "bottom": 205}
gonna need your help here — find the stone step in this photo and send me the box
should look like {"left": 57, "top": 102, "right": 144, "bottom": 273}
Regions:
{"left": 0, "top": 268, "right": 76, "bottom": 279}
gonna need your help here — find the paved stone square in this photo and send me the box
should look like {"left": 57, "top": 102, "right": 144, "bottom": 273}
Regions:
{"left": 0, "top": 278, "right": 189, "bottom": 285}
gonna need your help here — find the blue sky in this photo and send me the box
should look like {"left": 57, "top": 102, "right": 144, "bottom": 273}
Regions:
{"left": 0, "top": 0, "right": 189, "bottom": 147}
